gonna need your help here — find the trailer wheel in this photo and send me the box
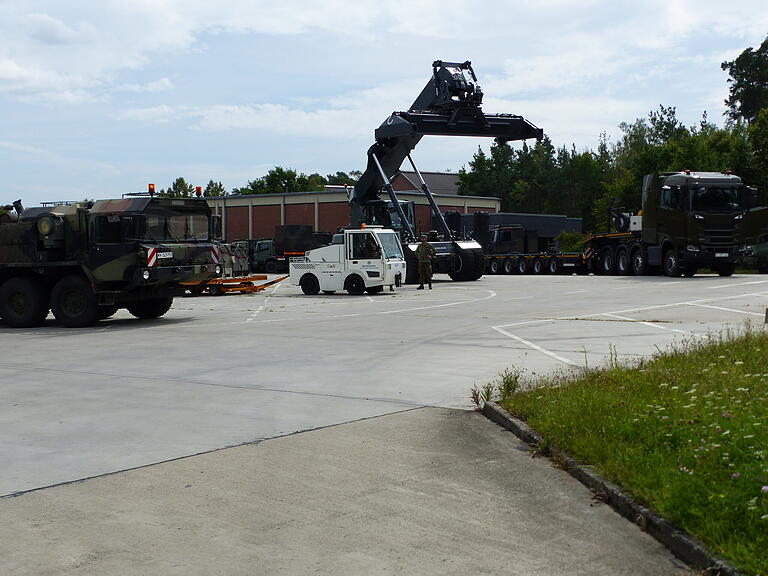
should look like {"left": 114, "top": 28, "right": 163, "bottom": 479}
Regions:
{"left": 488, "top": 259, "right": 500, "bottom": 274}
{"left": 51, "top": 276, "right": 99, "bottom": 327}
{"left": 616, "top": 248, "right": 630, "bottom": 275}
{"left": 532, "top": 258, "right": 543, "bottom": 274}
{"left": 127, "top": 297, "right": 173, "bottom": 320}
{"left": 209, "top": 284, "right": 224, "bottom": 296}
{"left": 0, "top": 276, "right": 49, "bottom": 328}
{"left": 630, "top": 247, "right": 647, "bottom": 276}
{"left": 547, "top": 258, "right": 560, "bottom": 274}
{"left": 600, "top": 247, "right": 616, "bottom": 275}
{"left": 345, "top": 274, "right": 365, "bottom": 295}
{"left": 662, "top": 247, "right": 681, "bottom": 277}
{"left": 516, "top": 257, "right": 528, "bottom": 275}
{"left": 300, "top": 274, "right": 320, "bottom": 295}
{"left": 716, "top": 263, "right": 735, "bottom": 277}
{"left": 503, "top": 258, "right": 515, "bottom": 275}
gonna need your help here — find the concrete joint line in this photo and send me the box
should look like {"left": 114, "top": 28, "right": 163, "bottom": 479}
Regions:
{"left": 481, "top": 401, "right": 741, "bottom": 576}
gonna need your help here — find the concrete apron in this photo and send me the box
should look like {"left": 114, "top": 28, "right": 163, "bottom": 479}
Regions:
{"left": 0, "top": 408, "right": 689, "bottom": 576}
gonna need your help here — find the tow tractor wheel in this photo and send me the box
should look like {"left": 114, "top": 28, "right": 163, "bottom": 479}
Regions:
{"left": 662, "top": 247, "right": 681, "bottom": 277}
{"left": 51, "top": 275, "right": 99, "bottom": 327}
{"left": 345, "top": 274, "right": 365, "bottom": 295}
{"left": 532, "top": 259, "right": 543, "bottom": 274}
{"left": 127, "top": 297, "right": 173, "bottom": 319}
{"left": 616, "top": 248, "right": 630, "bottom": 275}
{"left": 516, "top": 257, "right": 528, "bottom": 275}
{"left": 300, "top": 274, "right": 320, "bottom": 295}
{"left": 0, "top": 276, "right": 49, "bottom": 328}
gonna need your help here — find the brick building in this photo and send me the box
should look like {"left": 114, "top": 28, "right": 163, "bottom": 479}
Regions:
{"left": 205, "top": 172, "right": 499, "bottom": 241}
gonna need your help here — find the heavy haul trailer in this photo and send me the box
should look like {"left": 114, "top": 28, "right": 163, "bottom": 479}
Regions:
{"left": 0, "top": 195, "right": 221, "bottom": 327}
{"left": 585, "top": 171, "right": 765, "bottom": 277}
{"left": 351, "top": 60, "right": 542, "bottom": 284}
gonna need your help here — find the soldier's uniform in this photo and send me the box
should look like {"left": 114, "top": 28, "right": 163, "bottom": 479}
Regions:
{"left": 415, "top": 238, "right": 436, "bottom": 289}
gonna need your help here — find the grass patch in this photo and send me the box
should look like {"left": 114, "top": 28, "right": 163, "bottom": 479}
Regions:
{"left": 498, "top": 328, "right": 768, "bottom": 576}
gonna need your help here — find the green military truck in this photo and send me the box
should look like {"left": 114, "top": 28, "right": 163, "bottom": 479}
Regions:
{"left": 0, "top": 196, "right": 221, "bottom": 328}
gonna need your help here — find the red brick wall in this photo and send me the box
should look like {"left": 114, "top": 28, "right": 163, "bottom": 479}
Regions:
{"left": 319, "top": 202, "right": 349, "bottom": 233}
{"left": 252, "top": 205, "right": 281, "bottom": 239}
{"left": 225, "top": 206, "right": 249, "bottom": 242}
{"left": 285, "top": 203, "right": 314, "bottom": 227}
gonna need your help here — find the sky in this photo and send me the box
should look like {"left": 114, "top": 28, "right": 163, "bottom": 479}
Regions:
{"left": 1, "top": 1, "right": 767, "bottom": 206}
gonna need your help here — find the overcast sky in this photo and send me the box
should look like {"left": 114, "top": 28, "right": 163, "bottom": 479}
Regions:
{"left": 2, "top": 1, "right": 767, "bottom": 206}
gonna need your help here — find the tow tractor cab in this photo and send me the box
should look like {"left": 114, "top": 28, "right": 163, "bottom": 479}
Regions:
{"left": 289, "top": 226, "right": 406, "bottom": 295}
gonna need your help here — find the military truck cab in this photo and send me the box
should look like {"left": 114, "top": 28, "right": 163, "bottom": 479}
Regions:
{"left": 289, "top": 227, "right": 405, "bottom": 295}
{"left": 0, "top": 196, "right": 221, "bottom": 328}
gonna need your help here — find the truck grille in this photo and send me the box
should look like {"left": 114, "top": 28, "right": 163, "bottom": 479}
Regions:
{"left": 703, "top": 228, "right": 735, "bottom": 248}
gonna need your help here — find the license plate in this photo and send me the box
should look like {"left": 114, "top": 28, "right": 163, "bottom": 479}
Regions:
{"left": 715, "top": 252, "right": 728, "bottom": 258}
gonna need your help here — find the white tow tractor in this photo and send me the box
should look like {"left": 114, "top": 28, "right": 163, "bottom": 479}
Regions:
{"left": 289, "top": 226, "right": 406, "bottom": 295}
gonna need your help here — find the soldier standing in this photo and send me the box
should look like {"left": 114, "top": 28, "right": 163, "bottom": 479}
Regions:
{"left": 415, "top": 234, "right": 436, "bottom": 290}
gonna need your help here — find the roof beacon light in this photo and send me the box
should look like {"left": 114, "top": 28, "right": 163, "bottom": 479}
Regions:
{"left": 196, "top": 186, "right": 202, "bottom": 197}
{"left": 148, "top": 183, "right": 156, "bottom": 195}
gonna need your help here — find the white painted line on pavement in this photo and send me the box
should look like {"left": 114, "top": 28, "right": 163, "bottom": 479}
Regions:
{"left": 601, "top": 313, "right": 703, "bottom": 337}
{"left": 708, "top": 280, "right": 768, "bottom": 289}
{"left": 687, "top": 303, "right": 765, "bottom": 317}
{"left": 493, "top": 326, "right": 580, "bottom": 366}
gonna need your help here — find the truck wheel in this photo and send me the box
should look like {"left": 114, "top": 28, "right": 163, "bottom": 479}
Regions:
{"left": 547, "top": 258, "right": 560, "bottom": 274}
{"left": 600, "top": 247, "right": 616, "bottom": 275}
{"left": 51, "top": 276, "right": 99, "bottom": 327}
{"left": 716, "top": 263, "right": 735, "bottom": 277}
{"left": 300, "top": 274, "right": 320, "bottom": 295}
{"left": 366, "top": 286, "right": 384, "bottom": 295}
{"left": 616, "top": 248, "right": 630, "bottom": 275}
{"left": 532, "top": 259, "right": 543, "bottom": 274}
{"left": 0, "top": 277, "right": 49, "bottom": 328}
{"left": 662, "top": 247, "right": 681, "bottom": 277}
{"left": 516, "top": 258, "right": 528, "bottom": 275}
{"left": 97, "top": 305, "right": 120, "bottom": 320}
{"left": 488, "top": 259, "right": 500, "bottom": 274}
{"left": 404, "top": 248, "right": 420, "bottom": 284}
{"left": 127, "top": 297, "right": 173, "bottom": 319}
{"left": 345, "top": 274, "right": 365, "bottom": 295}
{"left": 448, "top": 247, "right": 484, "bottom": 281}
{"left": 209, "top": 284, "right": 224, "bottom": 296}
{"left": 265, "top": 261, "right": 277, "bottom": 274}
{"left": 630, "top": 247, "right": 647, "bottom": 276}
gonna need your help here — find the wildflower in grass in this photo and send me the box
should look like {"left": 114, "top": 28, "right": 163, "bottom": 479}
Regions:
{"left": 735, "top": 361, "right": 744, "bottom": 365}
{"left": 731, "top": 472, "right": 741, "bottom": 479}
{"left": 762, "top": 486, "right": 768, "bottom": 493}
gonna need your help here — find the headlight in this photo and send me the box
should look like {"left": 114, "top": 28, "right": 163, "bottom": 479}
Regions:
{"left": 142, "top": 270, "right": 151, "bottom": 280}
{"left": 215, "top": 265, "right": 222, "bottom": 275}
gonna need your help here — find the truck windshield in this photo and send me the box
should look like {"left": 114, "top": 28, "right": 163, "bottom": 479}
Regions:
{"left": 690, "top": 186, "right": 744, "bottom": 213}
{"left": 128, "top": 211, "right": 210, "bottom": 242}
{"left": 377, "top": 232, "right": 404, "bottom": 259}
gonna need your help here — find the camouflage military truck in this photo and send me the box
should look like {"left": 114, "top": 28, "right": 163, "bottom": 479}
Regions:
{"left": 0, "top": 196, "right": 221, "bottom": 328}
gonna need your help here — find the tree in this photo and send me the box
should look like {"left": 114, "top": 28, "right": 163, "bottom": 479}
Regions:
{"left": 721, "top": 35, "right": 768, "bottom": 123}
{"left": 162, "top": 177, "right": 194, "bottom": 198}
{"left": 326, "top": 171, "right": 358, "bottom": 185}
{"left": 204, "top": 179, "right": 227, "bottom": 197}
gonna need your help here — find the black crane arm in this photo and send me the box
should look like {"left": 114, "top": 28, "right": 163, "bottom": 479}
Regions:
{"left": 352, "top": 60, "right": 544, "bottom": 207}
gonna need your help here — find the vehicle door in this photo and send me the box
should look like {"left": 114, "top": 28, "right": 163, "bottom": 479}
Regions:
{"left": 656, "top": 184, "right": 687, "bottom": 248}
{"left": 89, "top": 214, "right": 140, "bottom": 282}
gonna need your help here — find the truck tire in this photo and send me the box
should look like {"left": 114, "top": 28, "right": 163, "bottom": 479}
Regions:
{"left": 547, "top": 258, "right": 560, "bottom": 274}
{"left": 404, "top": 248, "right": 420, "bottom": 284}
{"left": 630, "top": 247, "right": 647, "bottom": 276}
{"left": 51, "top": 276, "right": 99, "bottom": 327}
{"left": 616, "top": 248, "right": 630, "bottom": 275}
{"left": 448, "top": 248, "right": 484, "bottom": 281}
{"left": 516, "top": 257, "right": 528, "bottom": 275}
{"left": 265, "top": 260, "right": 277, "bottom": 274}
{"left": 532, "top": 259, "right": 543, "bottom": 274}
{"left": 127, "top": 297, "right": 173, "bottom": 319}
{"left": 502, "top": 258, "right": 514, "bottom": 275}
{"left": 662, "top": 247, "right": 681, "bottom": 277}
{"left": 716, "top": 263, "right": 736, "bottom": 277}
{"left": 0, "top": 276, "right": 49, "bottom": 328}
{"left": 488, "top": 259, "right": 500, "bottom": 274}
{"left": 345, "top": 274, "right": 365, "bottom": 295}
{"left": 600, "top": 247, "right": 616, "bottom": 275}
{"left": 300, "top": 274, "right": 320, "bottom": 295}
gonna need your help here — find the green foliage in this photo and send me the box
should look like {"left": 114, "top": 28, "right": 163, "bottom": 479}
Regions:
{"left": 502, "top": 329, "right": 768, "bottom": 575}
{"left": 722, "top": 35, "right": 768, "bottom": 123}
{"left": 204, "top": 179, "right": 227, "bottom": 197}
{"left": 161, "top": 177, "right": 195, "bottom": 198}
{"left": 554, "top": 230, "right": 586, "bottom": 252}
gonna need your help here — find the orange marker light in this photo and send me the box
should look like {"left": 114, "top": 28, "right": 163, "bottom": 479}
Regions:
{"left": 148, "top": 183, "right": 156, "bottom": 194}
{"left": 195, "top": 186, "right": 202, "bottom": 197}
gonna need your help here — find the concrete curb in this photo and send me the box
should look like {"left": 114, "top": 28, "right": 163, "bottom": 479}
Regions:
{"left": 482, "top": 401, "right": 741, "bottom": 576}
